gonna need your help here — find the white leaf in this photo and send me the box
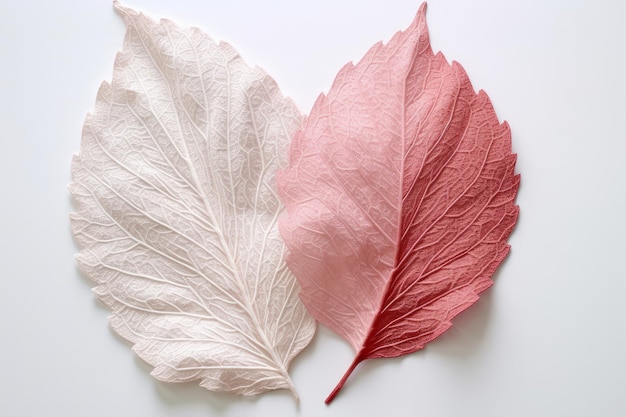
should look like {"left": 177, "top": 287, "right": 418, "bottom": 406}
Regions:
{"left": 70, "top": 2, "right": 315, "bottom": 397}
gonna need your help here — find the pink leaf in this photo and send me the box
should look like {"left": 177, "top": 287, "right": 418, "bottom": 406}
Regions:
{"left": 277, "top": 3, "right": 519, "bottom": 403}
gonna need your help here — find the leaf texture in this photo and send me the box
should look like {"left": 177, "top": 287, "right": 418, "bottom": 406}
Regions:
{"left": 277, "top": 3, "right": 519, "bottom": 403}
{"left": 70, "top": 2, "right": 315, "bottom": 397}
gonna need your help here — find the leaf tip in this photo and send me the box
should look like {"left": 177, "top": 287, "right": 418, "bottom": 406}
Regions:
{"left": 413, "top": 2, "right": 429, "bottom": 33}
{"left": 112, "top": 0, "right": 123, "bottom": 14}
{"left": 113, "top": 0, "right": 138, "bottom": 22}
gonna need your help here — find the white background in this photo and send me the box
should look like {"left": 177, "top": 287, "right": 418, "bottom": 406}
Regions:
{"left": 1, "top": 0, "right": 625, "bottom": 416}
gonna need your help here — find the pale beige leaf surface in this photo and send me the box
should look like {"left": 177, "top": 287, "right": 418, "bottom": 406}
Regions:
{"left": 69, "top": 2, "right": 314, "bottom": 397}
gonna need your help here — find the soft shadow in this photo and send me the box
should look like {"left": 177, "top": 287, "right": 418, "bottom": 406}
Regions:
{"left": 426, "top": 285, "right": 495, "bottom": 360}
{"left": 431, "top": 244, "right": 523, "bottom": 360}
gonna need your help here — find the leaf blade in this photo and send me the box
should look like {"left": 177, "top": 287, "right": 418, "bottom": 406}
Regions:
{"left": 70, "top": 2, "right": 314, "bottom": 397}
{"left": 277, "top": 3, "right": 519, "bottom": 403}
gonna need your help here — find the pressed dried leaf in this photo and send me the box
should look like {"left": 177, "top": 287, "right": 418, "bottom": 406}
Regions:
{"left": 277, "top": 3, "right": 519, "bottom": 403}
{"left": 70, "top": 2, "right": 314, "bottom": 397}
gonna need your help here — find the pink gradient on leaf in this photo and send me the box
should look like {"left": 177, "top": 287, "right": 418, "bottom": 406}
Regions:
{"left": 277, "top": 2, "right": 519, "bottom": 403}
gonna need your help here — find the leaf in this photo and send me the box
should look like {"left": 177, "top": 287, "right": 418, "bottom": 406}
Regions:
{"left": 69, "top": 1, "right": 315, "bottom": 398}
{"left": 277, "top": 3, "right": 519, "bottom": 403}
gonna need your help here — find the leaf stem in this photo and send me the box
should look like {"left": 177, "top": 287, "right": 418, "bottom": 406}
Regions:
{"left": 325, "top": 353, "right": 363, "bottom": 404}
{"left": 284, "top": 373, "right": 299, "bottom": 402}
